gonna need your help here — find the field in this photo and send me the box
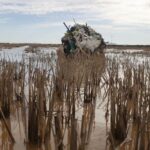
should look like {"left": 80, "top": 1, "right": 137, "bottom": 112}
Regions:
{"left": 0, "top": 43, "right": 150, "bottom": 150}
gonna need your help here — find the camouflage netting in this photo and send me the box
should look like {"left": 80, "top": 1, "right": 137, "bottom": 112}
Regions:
{"left": 61, "top": 23, "right": 106, "bottom": 55}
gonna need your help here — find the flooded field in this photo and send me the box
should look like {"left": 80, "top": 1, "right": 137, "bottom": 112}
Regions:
{"left": 0, "top": 45, "right": 150, "bottom": 150}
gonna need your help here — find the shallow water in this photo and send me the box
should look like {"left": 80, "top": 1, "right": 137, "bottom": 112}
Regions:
{"left": 0, "top": 46, "right": 150, "bottom": 150}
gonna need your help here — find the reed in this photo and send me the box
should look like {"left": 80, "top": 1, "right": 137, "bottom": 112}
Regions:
{"left": 0, "top": 51, "right": 105, "bottom": 149}
{"left": 103, "top": 58, "right": 150, "bottom": 150}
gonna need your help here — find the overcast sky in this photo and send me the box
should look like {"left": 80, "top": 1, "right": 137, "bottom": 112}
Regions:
{"left": 0, "top": 0, "right": 150, "bottom": 44}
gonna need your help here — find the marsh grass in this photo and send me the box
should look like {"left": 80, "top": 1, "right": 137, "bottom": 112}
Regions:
{"left": 102, "top": 58, "right": 150, "bottom": 150}
{"left": 1, "top": 48, "right": 150, "bottom": 150}
{"left": 0, "top": 51, "right": 105, "bottom": 149}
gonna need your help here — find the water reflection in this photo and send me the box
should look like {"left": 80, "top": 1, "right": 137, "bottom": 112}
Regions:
{"left": 1, "top": 48, "right": 149, "bottom": 150}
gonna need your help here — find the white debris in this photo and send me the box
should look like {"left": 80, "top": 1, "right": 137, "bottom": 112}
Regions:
{"left": 62, "top": 23, "right": 105, "bottom": 54}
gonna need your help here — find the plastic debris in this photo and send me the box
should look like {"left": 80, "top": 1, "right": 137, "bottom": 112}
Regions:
{"left": 61, "top": 23, "right": 106, "bottom": 55}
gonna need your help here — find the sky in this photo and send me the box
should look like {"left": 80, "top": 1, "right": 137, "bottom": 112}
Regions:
{"left": 0, "top": 0, "right": 150, "bottom": 44}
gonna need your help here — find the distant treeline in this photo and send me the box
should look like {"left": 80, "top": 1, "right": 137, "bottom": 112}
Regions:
{"left": 0, "top": 43, "right": 61, "bottom": 49}
{"left": 107, "top": 44, "right": 150, "bottom": 50}
{"left": 1, "top": 42, "right": 150, "bottom": 50}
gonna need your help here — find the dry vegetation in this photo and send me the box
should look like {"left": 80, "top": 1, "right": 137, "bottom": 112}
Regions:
{"left": 102, "top": 58, "right": 150, "bottom": 150}
{"left": 0, "top": 43, "right": 60, "bottom": 49}
{"left": 0, "top": 50, "right": 105, "bottom": 150}
{"left": 0, "top": 46, "right": 149, "bottom": 150}
{"left": 107, "top": 45, "right": 150, "bottom": 51}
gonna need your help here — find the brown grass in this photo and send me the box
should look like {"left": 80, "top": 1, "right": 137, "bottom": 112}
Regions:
{"left": 103, "top": 58, "right": 150, "bottom": 150}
